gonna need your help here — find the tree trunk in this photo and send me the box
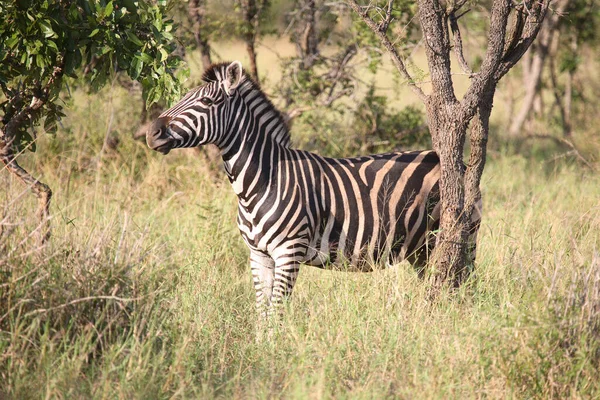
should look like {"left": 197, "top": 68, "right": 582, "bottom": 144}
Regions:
{"left": 0, "top": 65, "right": 64, "bottom": 246}
{"left": 417, "top": 0, "right": 471, "bottom": 288}
{"left": 563, "top": 69, "right": 573, "bottom": 137}
{"left": 508, "top": 34, "right": 551, "bottom": 136}
{"left": 299, "top": 0, "right": 318, "bottom": 69}
{"left": 238, "top": 0, "right": 266, "bottom": 83}
{"left": 188, "top": 0, "right": 212, "bottom": 70}
{"left": 425, "top": 100, "right": 470, "bottom": 288}
{"left": 563, "top": 37, "right": 577, "bottom": 138}
{"left": 245, "top": 39, "right": 259, "bottom": 83}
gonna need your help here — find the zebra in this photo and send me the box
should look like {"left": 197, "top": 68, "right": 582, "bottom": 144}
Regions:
{"left": 146, "top": 61, "right": 482, "bottom": 320}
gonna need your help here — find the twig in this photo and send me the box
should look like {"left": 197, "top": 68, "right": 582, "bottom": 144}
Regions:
{"left": 524, "top": 133, "right": 595, "bottom": 170}
{"left": 22, "top": 294, "right": 156, "bottom": 318}
{"left": 378, "top": 0, "right": 394, "bottom": 34}
{"left": 346, "top": 0, "right": 427, "bottom": 102}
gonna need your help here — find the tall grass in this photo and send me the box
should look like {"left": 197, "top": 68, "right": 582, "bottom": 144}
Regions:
{"left": 2, "top": 64, "right": 600, "bottom": 398}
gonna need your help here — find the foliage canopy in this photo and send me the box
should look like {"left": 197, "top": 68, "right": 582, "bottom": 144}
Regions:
{"left": 0, "top": 0, "right": 185, "bottom": 152}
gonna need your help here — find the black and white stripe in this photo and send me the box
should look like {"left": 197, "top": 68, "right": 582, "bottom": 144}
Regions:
{"left": 146, "top": 61, "right": 482, "bottom": 318}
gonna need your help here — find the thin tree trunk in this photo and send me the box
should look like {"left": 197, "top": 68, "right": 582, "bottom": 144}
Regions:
{"left": 238, "top": 0, "right": 266, "bottom": 83}
{"left": 548, "top": 30, "right": 575, "bottom": 138}
{"left": 563, "top": 69, "right": 573, "bottom": 137}
{"left": 188, "top": 0, "right": 212, "bottom": 70}
{"left": 245, "top": 39, "right": 259, "bottom": 82}
{"left": 508, "top": 39, "right": 549, "bottom": 136}
{"left": 563, "top": 38, "right": 577, "bottom": 138}
{"left": 549, "top": 55, "right": 572, "bottom": 137}
{"left": 299, "top": 0, "right": 318, "bottom": 69}
{"left": 462, "top": 87, "right": 495, "bottom": 282}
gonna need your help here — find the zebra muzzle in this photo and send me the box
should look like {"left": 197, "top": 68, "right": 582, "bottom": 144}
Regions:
{"left": 146, "top": 116, "right": 174, "bottom": 155}
{"left": 153, "top": 143, "right": 172, "bottom": 155}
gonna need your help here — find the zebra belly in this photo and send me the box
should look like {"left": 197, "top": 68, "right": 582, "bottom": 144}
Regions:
{"left": 302, "top": 216, "right": 399, "bottom": 272}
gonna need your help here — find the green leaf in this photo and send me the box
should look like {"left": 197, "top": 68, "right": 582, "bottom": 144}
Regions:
{"left": 153, "top": 18, "right": 162, "bottom": 31}
{"left": 136, "top": 52, "right": 153, "bottom": 63}
{"left": 145, "top": 86, "right": 156, "bottom": 107}
{"left": 104, "top": 1, "right": 114, "bottom": 18}
{"left": 130, "top": 57, "right": 143, "bottom": 80}
{"left": 0, "top": 0, "right": 183, "bottom": 148}
{"left": 159, "top": 48, "right": 168, "bottom": 62}
{"left": 39, "top": 20, "right": 56, "bottom": 38}
{"left": 47, "top": 40, "right": 58, "bottom": 52}
{"left": 17, "top": 130, "right": 36, "bottom": 152}
{"left": 6, "top": 34, "right": 20, "bottom": 49}
{"left": 65, "top": 49, "right": 82, "bottom": 77}
{"left": 126, "top": 30, "right": 143, "bottom": 46}
{"left": 36, "top": 54, "right": 46, "bottom": 68}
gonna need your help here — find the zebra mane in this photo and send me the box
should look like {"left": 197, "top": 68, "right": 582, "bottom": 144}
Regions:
{"left": 202, "top": 62, "right": 292, "bottom": 147}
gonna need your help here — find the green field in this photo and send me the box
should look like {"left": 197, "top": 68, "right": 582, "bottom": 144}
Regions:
{"left": 2, "top": 44, "right": 600, "bottom": 398}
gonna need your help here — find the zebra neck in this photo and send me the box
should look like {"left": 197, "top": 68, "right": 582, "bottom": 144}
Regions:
{"left": 220, "top": 84, "right": 290, "bottom": 199}
{"left": 222, "top": 130, "right": 285, "bottom": 200}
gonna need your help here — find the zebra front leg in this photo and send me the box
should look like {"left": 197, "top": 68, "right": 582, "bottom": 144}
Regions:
{"left": 270, "top": 255, "right": 303, "bottom": 317}
{"left": 250, "top": 250, "right": 275, "bottom": 316}
{"left": 249, "top": 250, "right": 275, "bottom": 339}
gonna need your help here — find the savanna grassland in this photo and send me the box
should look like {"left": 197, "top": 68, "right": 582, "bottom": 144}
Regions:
{"left": 2, "top": 41, "right": 600, "bottom": 399}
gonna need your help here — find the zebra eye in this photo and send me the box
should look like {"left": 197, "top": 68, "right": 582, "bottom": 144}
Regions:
{"left": 200, "top": 97, "right": 213, "bottom": 106}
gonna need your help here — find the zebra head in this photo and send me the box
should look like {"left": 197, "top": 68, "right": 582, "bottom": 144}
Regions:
{"left": 146, "top": 61, "right": 245, "bottom": 155}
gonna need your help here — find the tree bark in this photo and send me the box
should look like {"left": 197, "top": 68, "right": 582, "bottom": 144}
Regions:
{"left": 245, "top": 39, "right": 259, "bottom": 83}
{"left": 418, "top": 0, "right": 473, "bottom": 287}
{"left": 238, "top": 0, "right": 266, "bottom": 83}
{"left": 188, "top": 0, "right": 212, "bottom": 70}
{"left": 424, "top": 102, "right": 470, "bottom": 288}
{"left": 296, "top": 0, "right": 318, "bottom": 69}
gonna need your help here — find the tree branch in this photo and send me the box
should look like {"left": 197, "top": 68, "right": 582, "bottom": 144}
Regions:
{"left": 0, "top": 138, "right": 53, "bottom": 245}
{"left": 378, "top": 0, "right": 394, "bottom": 34}
{"left": 460, "top": 0, "right": 512, "bottom": 119}
{"left": 3, "top": 63, "right": 64, "bottom": 140}
{"left": 346, "top": 0, "right": 427, "bottom": 102}
{"left": 449, "top": 10, "right": 473, "bottom": 75}
{"left": 0, "top": 62, "right": 64, "bottom": 246}
{"left": 417, "top": 0, "right": 456, "bottom": 103}
{"left": 495, "top": 0, "right": 550, "bottom": 79}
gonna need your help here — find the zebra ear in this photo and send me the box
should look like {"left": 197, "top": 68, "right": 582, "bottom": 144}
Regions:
{"left": 224, "top": 61, "right": 243, "bottom": 96}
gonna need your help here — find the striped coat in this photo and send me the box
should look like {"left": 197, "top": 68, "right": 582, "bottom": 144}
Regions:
{"left": 146, "top": 61, "right": 481, "bottom": 318}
